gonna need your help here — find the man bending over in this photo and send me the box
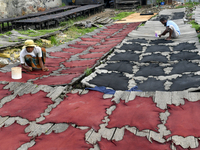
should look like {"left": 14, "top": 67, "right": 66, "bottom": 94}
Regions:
{"left": 159, "top": 17, "right": 180, "bottom": 40}
{"left": 20, "top": 40, "right": 49, "bottom": 72}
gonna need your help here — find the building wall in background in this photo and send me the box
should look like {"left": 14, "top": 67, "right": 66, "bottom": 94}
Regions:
{"left": 0, "top": 0, "right": 62, "bottom": 18}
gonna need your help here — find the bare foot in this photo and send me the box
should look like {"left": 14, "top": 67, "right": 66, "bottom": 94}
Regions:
{"left": 166, "top": 37, "right": 171, "bottom": 40}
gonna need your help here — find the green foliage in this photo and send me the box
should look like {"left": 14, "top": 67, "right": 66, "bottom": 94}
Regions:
{"left": 0, "top": 22, "right": 12, "bottom": 28}
{"left": 5, "top": 31, "right": 12, "bottom": 36}
{"left": 34, "top": 39, "right": 52, "bottom": 48}
{"left": 64, "top": 26, "right": 97, "bottom": 41}
{"left": 187, "top": 13, "right": 194, "bottom": 17}
{"left": 112, "top": 12, "right": 135, "bottom": 21}
{"left": 59, "top": 20, "right": 74, "bottom": 26}
{"left": 156, "top": 0, "right": 163, "bottom": 4}
{"left": 50, "top": 36, "right": 58, "bottom": 45}
{"left": 175, "top": 5, "right": 185, "bottom": 8}
{"left": 197, "top": 34, "right": 200, "bottom": 39}
{"left": 138, "top": 23, "right": 145, "bottom": 27}
{"left": 84, "top": 67, "right": 92, "bottom": 76}
{"left": 60, "top": 2, "right": 66, "bottom": 7}
{"left": 18, "top": 37, "right": 27, "bottom": 39}
{"left": 137, "top": 5, "right": 142, "bottom": 9}
{"left": 59, "top": 16, "right": 86, "bottom": 27}
{"left": 17, "top": 28, "right": 60, "bottom": 37}
{"left": 175, "top": 2, "right": 199, "bottom": 9}
{"left": 190, "top": 20, "right": 200, "bottom": 31}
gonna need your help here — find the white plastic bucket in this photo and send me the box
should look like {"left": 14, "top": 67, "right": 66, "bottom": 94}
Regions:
{"left": 155, "top": 31, "right": 161, "bottom": 37}
{"left": 11, "top": 67, "right": 22, "bottom": 79}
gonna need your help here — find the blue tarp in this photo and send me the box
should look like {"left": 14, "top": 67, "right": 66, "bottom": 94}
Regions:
{"left": 86, "top": 86, "right": 141, "bottom": 95}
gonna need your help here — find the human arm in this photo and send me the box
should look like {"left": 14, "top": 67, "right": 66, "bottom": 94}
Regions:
{"left": 159, "top": 27, "right": 169, "bottom": 37}
{"left": 21, "top": 64, "right": 32, "bottom": 71}
{"left": 38, "top": 57, "right": 48, "bottom": 71}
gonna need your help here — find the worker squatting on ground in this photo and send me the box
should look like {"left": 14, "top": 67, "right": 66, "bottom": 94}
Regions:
{"left": 20, "top": 40, "right": 49, "bottom": 72}
{"left": 159, "top": 17, "right": 180, "bottom": 40}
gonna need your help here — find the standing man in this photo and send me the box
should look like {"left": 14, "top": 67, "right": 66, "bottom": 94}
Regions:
{"left": 20, "top": 40, "right": 49, "bottom": 72}
{"left": 159, "top": 18, "right": 180, "bottom": 40}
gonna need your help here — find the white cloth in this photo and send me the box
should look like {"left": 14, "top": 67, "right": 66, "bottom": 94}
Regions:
{"left": 20, "top": 46, "right": 42, "bottom": 65}
{"left": 169, "top": 25, "right": 179, "bottom": 38}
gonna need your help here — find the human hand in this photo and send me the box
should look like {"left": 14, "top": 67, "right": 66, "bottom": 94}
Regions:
{"left": 27, "top": 67, "right": 32, "bottom": 72}
{"left": 42, "top": 67, "right": 49, "bottom": 71}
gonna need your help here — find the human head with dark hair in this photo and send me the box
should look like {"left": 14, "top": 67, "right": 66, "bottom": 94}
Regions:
{"left": 160, "top": 17, "right": 167, "bottom": 22}
{"left": 160, "top": 17, "right": 167, "bottom": 26}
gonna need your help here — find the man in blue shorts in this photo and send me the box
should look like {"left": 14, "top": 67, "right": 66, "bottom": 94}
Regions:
{"left": 159, "top": 17, "right": 180, "bottom": 40}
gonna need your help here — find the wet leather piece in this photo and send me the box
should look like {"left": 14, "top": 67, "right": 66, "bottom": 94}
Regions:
{"left": 127, "top": 38, "right": 148, "bottom": 43}
{"left": 146, "top": 45, "right": 170, "bottom": 52}
{"left": 40, "top": 91, "right": 112, "bottom": 130}
{"left": 149, "top": 39, "right": 174, "bottom": 44}
{"left": 165, "top": 100, "right": 200, "bottom": 138}
{"left": 0, "top": 124, "right": 30, "bottom": 150}
{"left": 171, "top": 12, "right": 185, "bottom": 20}
{"left": 107, "top": 96, "right": 164, "bottom": 131}
{"left": 89, "top": 72, "right": 129, "bottom": 90}
{"left": 119, "top": 43, "right": 143, "bottom": 51}
{"left": 170, "top": 74, "right": 200, "bottom": 91}
{"left": 109, "top": 51, "right": 139, "bottom": 61}
{"left": 173, "top": 42, "right": 197, "bottom": 51}
{"left": 0, "top": 91, "right": 53, "bottom": 121}
{"left": 98, "top": 130, "right": 171, "bottom": 150}
{"left": 135, "top": 64, "right": 165, "bottom": 77}
{"left": 136, "top": 78, "right": 166, "bottom": 91}
{"left": 141, "top": 54, "right": 168, "bottom": 63}
{"left": 101, "top": 61, "right": 134, "bottom": 74}
{"left": 170, "top": 51, "right": 200, "bottom": 61}
{"left": 170, "top": 61, "right": 200, "bottom": 74}
{"left": 29, "top": 126, "right": 92, "bottom": 150}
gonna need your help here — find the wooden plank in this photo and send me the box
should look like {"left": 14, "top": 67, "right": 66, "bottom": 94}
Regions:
{"left": 114, "top": 13, "right": 157, "bottom": 24}
{"left": 136, "top": 129, "right": 150, "bottom": 138}
{"left": 15, "top": 117, "right": 29, "bottom": 126}
{"left": 187, "top": 92, "right": 200, "bottom": 102}
{"left": 31, "top": 85, "right": 53, "bottom": 94}
{"left": 25, "top": 122, "right": 53, "bottom": 137}
{"left": 171, "top": 135, "right": 198, "bottom": 149}
{"left": 3, "top": 117, "right": 15, "bottom": 127}
{"left": 99, "top": 127, "right": 116, "bottom": 141}
{"left": 85, "top": 128, "right": 95, "bottom": 142}
{"left": 0, "top": 94, "right": 16, "bottom": 108}
{"left": 112, "top": 127, "right": 125, "bottom": 141}
{"left": 120, "top": 91, "right": 130, "bottom": 103}
{"left": 46, "top": 86, "right": 66, "bottom": 101}
{"left": 13, "top": 82, "right": 32, "bottom": 96}
{"left": 157, "top": 124, "right": 171, "bottom": 136}
{"left": 148, "top": 130, "right": 165, "bottom": 143}
{"left": 17, "top": 140, "right": 35, "bottom": 150}
{"left": 89, "top": 144, "right": 100, "bottom": 150}
{"left": 155, "top": 91, "right": 172, "bottom": 109}
{"left": 125, "top": 126, "right": 137, "bottom": 134}
{"left": 111, "top": 91, "right": 124, "bottom": 104}
{"left": 86, "top": 129, "right": 101, "bottom": 144}
{"left": 46, "top": 123, "right": 69, "bottom": 135}
{"left": 106, "top": 105, "right": 116, "bottom": 115}
{"left": 159, "top": 110, "right": 170, "bottom": 125}
{"left": 103, "top": 94, "right": 113, "bottom": 99}
{"left": 3, "top": 82, "right": 22, "bottom": 91}
{"left": 0, "top": 116, "right": 9, "bottom": 127}
{"left": 128, "top": 92, "right": 154, "bottom": 103}
{"left": 171, "top": 91, "right": 186, "bottom": 106}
